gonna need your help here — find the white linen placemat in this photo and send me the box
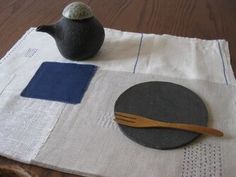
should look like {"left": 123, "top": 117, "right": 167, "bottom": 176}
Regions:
{"left": 0, "top": 28, "right": 235, "bottom": 85}
{"left": 0, "top": 27, "right": 235, "bottom": 176}
{"left": 33, "top": 70, "right": 236, "bottom": 177}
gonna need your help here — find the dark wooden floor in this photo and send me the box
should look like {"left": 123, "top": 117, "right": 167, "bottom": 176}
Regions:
{"left": 0, "top": 0, "right": 236, "bottom": 176}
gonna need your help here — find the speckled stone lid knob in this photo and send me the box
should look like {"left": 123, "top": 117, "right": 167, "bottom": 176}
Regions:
{"left": 62, "top": 2, "right": 93, "bottom": 20}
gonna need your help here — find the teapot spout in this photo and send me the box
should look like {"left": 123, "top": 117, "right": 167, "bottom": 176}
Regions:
{"left": 36, "top": 25, "right": 55, "bottom": 37}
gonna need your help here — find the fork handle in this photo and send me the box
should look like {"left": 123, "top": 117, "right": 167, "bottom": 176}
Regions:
{"left": 155, "top": 121, "right": 224, "bottom": 137}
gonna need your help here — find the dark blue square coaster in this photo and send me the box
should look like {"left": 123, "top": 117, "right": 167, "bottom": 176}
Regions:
{"left": 21, "top": 62, "right": 97, "bottom": 104}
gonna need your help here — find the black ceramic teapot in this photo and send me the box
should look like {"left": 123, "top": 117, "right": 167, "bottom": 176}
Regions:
{"left": 36, "top": 2, "right": 105, "bottom": 61}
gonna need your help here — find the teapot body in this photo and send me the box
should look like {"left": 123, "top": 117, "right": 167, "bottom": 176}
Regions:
{"left": 54, "top": 17, "right": 105, "bottom": 60}
{"left": 53, "top": 17, "right": 105, "bottom": 60}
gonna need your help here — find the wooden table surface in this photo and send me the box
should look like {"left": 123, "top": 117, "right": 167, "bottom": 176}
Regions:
{"left": 0, "top": 0, "right": 236, "bottom": 176}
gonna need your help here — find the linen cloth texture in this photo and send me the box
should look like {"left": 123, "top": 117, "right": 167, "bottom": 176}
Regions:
{"left": 0, "top": 28, "right": 235, "bottom": 177}
{"left": 34, "top": 70, "right": 236, "bottom": 177}
{"left": 0, "top": 28, "right": 234, "bottom": 86}
{"left": 21, "top": 62, "right": 97, "bottom": 104}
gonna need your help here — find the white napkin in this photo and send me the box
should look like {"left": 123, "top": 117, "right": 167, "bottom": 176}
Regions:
{"left": 0, "top": 28, "right": 235, "bottom": 177}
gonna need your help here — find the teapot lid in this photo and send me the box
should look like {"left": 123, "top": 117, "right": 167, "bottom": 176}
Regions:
{"left": 62, "top": 2, "right": 93, "bottom": 20}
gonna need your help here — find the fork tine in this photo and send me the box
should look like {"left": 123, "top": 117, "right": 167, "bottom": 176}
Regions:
{"left": 115, "top": 112, "right": 137, "bottom": 119}
{"left": 114, "top": 118, "right": 146, "bottom": 128}
{"left": 115, "top": 115, "right": 136, "bottom": 123}
{"left": 114, "top": 118, "right": 135, "bottom": 126}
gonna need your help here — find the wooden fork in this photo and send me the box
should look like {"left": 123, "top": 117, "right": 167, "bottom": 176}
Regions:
{"left": 114, "top": 112, "right": 224, "bottom": 137}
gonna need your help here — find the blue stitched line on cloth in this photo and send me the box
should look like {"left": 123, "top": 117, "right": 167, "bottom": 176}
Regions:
{"left": 133, "top": 33, "right": 144, "bottom": 73}
{"left": 217, "top": 40, "right": 229, "bottom": 85}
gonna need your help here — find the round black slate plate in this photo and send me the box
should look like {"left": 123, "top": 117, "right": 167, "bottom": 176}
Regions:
{"left": 114, "top": 81, "right": 208, "bottom": 150}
